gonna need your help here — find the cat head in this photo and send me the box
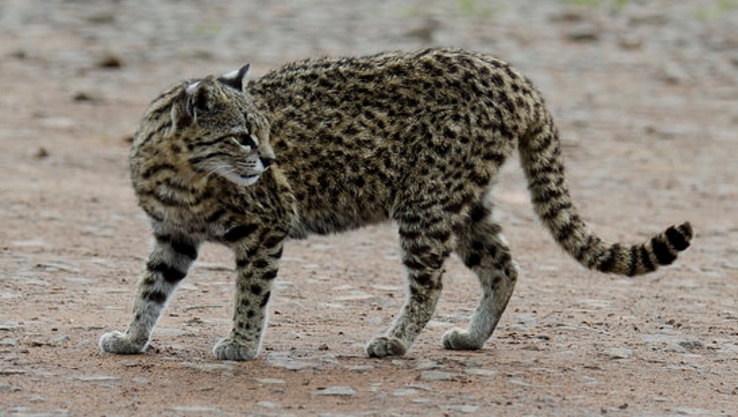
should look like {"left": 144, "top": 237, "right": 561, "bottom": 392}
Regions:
{"left": 135, "top": 64, "right": 275, "bottom": 188}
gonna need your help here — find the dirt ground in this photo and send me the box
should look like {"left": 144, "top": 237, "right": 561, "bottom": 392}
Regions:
{"left": 1, "top": 1, "right": 737, "bottom": 416}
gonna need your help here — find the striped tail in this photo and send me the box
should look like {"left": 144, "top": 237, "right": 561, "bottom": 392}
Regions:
{"left": 518, "top": 108, "right": 693, "bottom": 276}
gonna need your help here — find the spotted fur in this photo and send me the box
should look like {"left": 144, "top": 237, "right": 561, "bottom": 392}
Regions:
{"left": 99, "top": 48, "right": 693, "bottom": 360}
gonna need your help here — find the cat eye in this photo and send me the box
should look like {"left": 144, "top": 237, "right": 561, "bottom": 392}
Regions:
{"left": 230, "top": 135, "right": 257, "bottom": 151}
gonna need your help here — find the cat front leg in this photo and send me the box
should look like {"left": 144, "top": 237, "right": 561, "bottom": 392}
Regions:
{"left": 213, "top": 229, "right": 286, "bottom": 360}
{"left": 100, "top": 233, "right": 199, "bottom": 354}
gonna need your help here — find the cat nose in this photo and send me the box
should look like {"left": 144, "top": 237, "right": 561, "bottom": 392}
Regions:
{"left": 261, "top": 157, "right": 275, "bottom": 168}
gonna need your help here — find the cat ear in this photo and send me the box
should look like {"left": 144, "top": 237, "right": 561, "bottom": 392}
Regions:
{"left": 185, "top": 75, "right": 220, "bottom": 117}
{"left": 169, "top": 88, "right": 192, "bottom": 132}
{"left": 169, "top": 76, "right": 218, "bottom": 130}
{"left": 218, "top": 63, "right": 251, "bottom": 92}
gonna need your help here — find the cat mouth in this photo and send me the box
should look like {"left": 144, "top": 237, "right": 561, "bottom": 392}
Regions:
{"left": 236, "top": 173, "right": 261, "bottom": 186}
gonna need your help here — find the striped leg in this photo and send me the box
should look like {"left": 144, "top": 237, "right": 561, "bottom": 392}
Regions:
{"left": 443, "top": 202, "right": 518, "bottom": 350}
{"left": 213, "top": 230, "right": 285, "bottom": 361}
{"left": 99, "top": 233, "right": 199, "bottom": 354}
{"left": 366, "top": 205, "right": 455, "bottom": 358}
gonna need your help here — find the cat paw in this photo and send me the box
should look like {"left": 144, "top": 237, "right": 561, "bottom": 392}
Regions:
{"left": 98, "top": 331, "right": 147, "bottom": 354}
{"left": 365, "top": 336, "right": 407, "bottom": 358}
{"left": 441, "top": 328, "right": 485, "bottom": 350}
{"left": 213, "top": 338, "right": 259, "bottom": 361}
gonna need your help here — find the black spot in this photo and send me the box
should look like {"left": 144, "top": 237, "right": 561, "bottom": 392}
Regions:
{"left": 259, "top": 291, "right": 271, "bottom": 308}
{"left": 490, "top": 73, "right": 504, "bottom": 87}
{"left": 597, "top": 244, "right": 620, "bottom": 274}
{"left": 465, "top": 253, "right": 482, "bottom": 269}
{"left": 444, "top": 199, "right": 466, "bottom": 214}
{"left": 156, "top": 235, "right": 198, "bottom": 260}
{"left": 262, "top": 234, "right": 284, "bottom": 249}
{"left": 247, "top": 309, "right": 256, "bottom": 318}
{"left": 141, "top": 163, "right": 176, "bottom": 180}
{"left": 413, "top": 272, "right": 433, "bottom": 287}
{"left": 223, "top": 224, "right": 259, "bottom": 243}
{"left": 469, "top": 203, "right": 489, "bottom": 223}
{"left": 399, "top": 227, "right": 421, "bottom": 240}
{"left": 146, "top": 260, "right": 186, "bottom": 283}
{"left": 665, "top": 225, "right": 691, "bottom": 251}
{"left": 539, "top": 201, "right": 573, "bottom": 222}
{"left": 396, "top": 212, "right": 422, "bottom": 224}
{"left": 555, "top": 221, "right": 575, "bottom": 242}
{"left": 261, "top": 269, "right": 278, "bottom": 280}
{"left": 246, "top": 246, "right": 259, "bottom": 259}
{"left": 146, "top": 290, "right": 167, "bottom": 304}
{"left": 491, "top": 276, "right": 502, "bottom": 288}
{"left": 532, "top": 187, "right": 566, "bottom": 205}
{"left": 427, "top": 228, "right": 451, "bottom": 242}
{"left": 252, "top": 258, "right": 270, "bottom": 269}
{"left": 529, "top": 132, "right": 554, "bottom": 153}
{"left": 575, "top": 235, "right": 600, "bottom": 265}
{"left": 651, "top": 237, "right": 677, "bottom": 265}
{"left": 250, "top": 284, "right": 262, "bottom": 296}
{"left": 205, "top": 209, "right": 226, "bottom": 223}
{"left": 496, "top": 250, "right": 511, "bottom": 266}
{"left": 403, "top": 257, "right": 425, "bottom": 271}
{"left": 639, "top": 245, "right": 655, "bottom": 273}
{"left": 235, "top": 257, "right": 249, "bottom": 269}
{"left": 268, "top": 248, "right": 284, "bottom": 260}
{"left": 425, "top": 255, "right": 445, "bottom": 270}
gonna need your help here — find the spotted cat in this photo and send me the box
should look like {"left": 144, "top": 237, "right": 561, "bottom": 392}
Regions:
{"left": 99, "top": 48, "right": 693, "bottom": 360}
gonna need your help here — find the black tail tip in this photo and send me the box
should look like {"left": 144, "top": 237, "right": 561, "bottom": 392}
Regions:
{"left": 666, "top": 221, "right": 693, "bottom": 252}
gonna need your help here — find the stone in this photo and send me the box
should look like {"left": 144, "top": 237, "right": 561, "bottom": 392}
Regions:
{"left": 414, "top": 359, "right": 443, "bottom": 370}
{"left": 448, "top": 405, "right": 479, "bottom": 414}
{"left": 566, "top": 23, "right": 600, "bottom": 42}
{"left": 464, "top": 368, "right": 498, "bottom": 377}
{"left": 345, "top": 365, "right": 374, "bottom": 372}
{"left": 602, "top": 347, "right": 633, "bottom": 360}
{"left": 255, "top": 378, "right": 286, "bottom": 385}
{"left": 419, "top": 370, "right": 454, "bottom": 381}
{"left": 313, "top": 386, "right": 357, "bottom": 396}
{"left": 392, "top": 388, "right": 420, "bottom": 397}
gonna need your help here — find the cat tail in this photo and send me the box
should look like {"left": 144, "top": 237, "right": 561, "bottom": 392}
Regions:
{"left": 517, "top": 106, "right": 693, "bottom": 276}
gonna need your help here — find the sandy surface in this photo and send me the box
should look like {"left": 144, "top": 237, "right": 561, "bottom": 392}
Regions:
{"left": 1, "top": 1, "right": 737, "bottom": 415}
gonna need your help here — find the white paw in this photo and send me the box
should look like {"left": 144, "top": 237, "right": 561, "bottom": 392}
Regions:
{"left": 441, "top": 328, "right": 484, "bottom": 350}
{"left": 98, "top": 331, "right": 147, "bottom": 354}
{"left": 213, "top": 338, "right": 259, "bottom": 361}
{"left": 365, "top": 336, "right": 407, "bottom": 358}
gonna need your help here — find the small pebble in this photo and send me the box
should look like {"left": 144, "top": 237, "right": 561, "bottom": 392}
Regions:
{"left": 419, "top": 370, "right": 454, "bottom": 381}
{"left": 32, "top": 146, "right": 49, "bottom": 159}
{"left": 464, "top": 368, "right": 498, "bottom": 377}
{"left": 255, "top": 378, "right": 285, "bottom": 385}
{"left": 602, "top": 347, "right": 633, "bottom": 360}
{"left": 73, "top": 375, "right": 120, "bottom": 382}
{"left": 313, "top": 386, "right": 357, "bottom": 396}
{"left": 392, "top": 388, "right": 419, "bottom": 397}
{"left": 0, "top": 384, "right": 19, "bottom": 392}
{"left": 72, "top": 91, "right": 103, "bottom": 102}
{"left": 449, "top": 405, "right": 479, "bottom": 414}
{"left": 566, "top": 23, "right": 600, "bottom": 42}
{"left": 414, "top": 359, "right": 442, "bottom": 370}
{"left": 345, "top": 365, "right": 373, "bottom": 372}
{"left": 97, "top": 53, "right": 124, "bottom": 69}
{"left": 678, "top": 340, "right": 704, "bottom": 351}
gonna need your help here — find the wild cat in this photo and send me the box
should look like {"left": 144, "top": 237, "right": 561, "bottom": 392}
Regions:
{"left": 99, "top": 48, "right": 692, "bottom": 360}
